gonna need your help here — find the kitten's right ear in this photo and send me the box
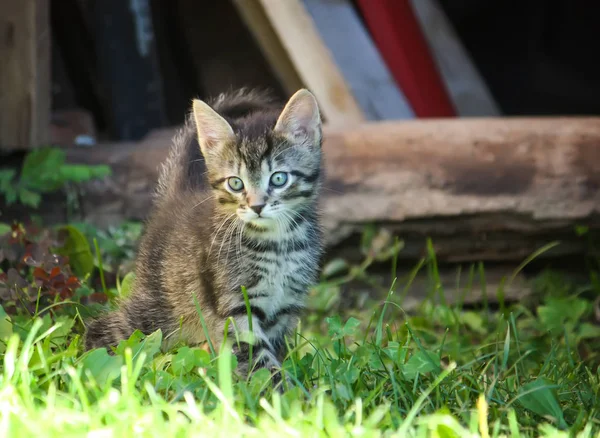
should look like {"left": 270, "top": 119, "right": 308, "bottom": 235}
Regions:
{"left": 274, "top": 89, "right": 321, "bottom": 147}
{"left": 192, "top": 99, "right": 234, "bottom": 155}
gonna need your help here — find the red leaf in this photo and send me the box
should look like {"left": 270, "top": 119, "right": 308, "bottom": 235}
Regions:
{"left": 33, "top": 267, "right": 48, "bottom": 280}
{"left": 49, "top": 266, "right": 61, "bottom": 278}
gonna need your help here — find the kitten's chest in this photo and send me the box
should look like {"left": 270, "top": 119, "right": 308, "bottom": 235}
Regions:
{"left": 239, "top": 249, "right": 315, "bottom": 300}
{"left": 251, "top": 257, "right": 297, "bottom": 293}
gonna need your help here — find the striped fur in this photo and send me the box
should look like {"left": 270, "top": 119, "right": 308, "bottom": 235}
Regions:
{"left": 84, "top": 89, "right": 323, "bottom": 376}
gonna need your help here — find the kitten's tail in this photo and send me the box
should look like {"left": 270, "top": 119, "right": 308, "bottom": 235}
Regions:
{"left": 84, "top": 310, "right": 133, "bottom": 351}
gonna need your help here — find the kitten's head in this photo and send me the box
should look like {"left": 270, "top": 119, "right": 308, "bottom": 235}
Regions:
{"left": 192, "top": 89, "right": 322, "bottom": 230}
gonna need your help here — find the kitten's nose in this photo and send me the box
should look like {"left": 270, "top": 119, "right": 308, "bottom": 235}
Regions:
{"left": 249, "top": 204, "right": 265, "bottom": 215}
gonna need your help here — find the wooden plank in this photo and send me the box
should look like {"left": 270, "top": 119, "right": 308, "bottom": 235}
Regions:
{"left": 0, "top": 0, "right": 50, "bottom": 150}
{"left": 410, "top": 0, "right": 501, "bottom": 117}
{"left": 302, "top": 0, "right": 414, "bottom": 121}
{"left": 356, "top": 0, "right": 456, "bottom": 118}
{"left": 234, "top": 0, "right": 365, "bottom": 126}
{"left": 232, "top": 0, "right": 303, "bottom": 96}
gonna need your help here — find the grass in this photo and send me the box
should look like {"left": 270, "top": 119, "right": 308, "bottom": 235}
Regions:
{"left": 1, "top": 225, "right": 600, "bottom": 437}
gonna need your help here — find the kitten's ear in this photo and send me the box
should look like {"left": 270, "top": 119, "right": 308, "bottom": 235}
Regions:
{"left": 274, "top": 89, "right": 321, "bottom": 146}
{"left": 192, "top": 99, "right": 234, "bottom": 155}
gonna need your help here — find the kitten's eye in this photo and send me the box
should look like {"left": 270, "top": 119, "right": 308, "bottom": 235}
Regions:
{"left": 227, "top": 177, "right": 244, "bottom": 192}
{"left": 270, "top": 172, "right": 288, "bottom": 187}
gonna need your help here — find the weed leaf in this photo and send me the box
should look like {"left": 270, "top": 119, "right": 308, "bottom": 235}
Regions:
{"left": 517, "top": 378, "right": 566, "bottom": 428}
{"left": 403, "top": 350, "right": 441, "bottom": 380}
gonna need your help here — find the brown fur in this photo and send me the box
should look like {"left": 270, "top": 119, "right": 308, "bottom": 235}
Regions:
{"left": 84, "top": 89, "right": 324, "bottom": 376}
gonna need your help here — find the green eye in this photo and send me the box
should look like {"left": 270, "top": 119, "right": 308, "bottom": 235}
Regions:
{"left": 270, "top": 172, "right": 288, "bottom": 187}
{"left": 227, "top": 177, "right": 244, "bottom": 192}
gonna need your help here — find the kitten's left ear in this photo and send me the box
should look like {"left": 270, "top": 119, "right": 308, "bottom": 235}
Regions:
{"left": 274, "top": 89, "right": 322, "bottom": 147}
{"left": 192, "top": 98, "right": 234, "bottom": 157}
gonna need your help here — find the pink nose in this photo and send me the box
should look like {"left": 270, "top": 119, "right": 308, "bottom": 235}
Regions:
{"left": 250, "top": 204, "right": 265, "bottom": 215}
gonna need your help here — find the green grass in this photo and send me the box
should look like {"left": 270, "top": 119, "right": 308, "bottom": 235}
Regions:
{"left": 1, "top": 227, "right": 600, "bottom": 437}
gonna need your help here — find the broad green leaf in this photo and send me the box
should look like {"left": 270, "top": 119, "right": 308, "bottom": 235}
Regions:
{"left": 517, "top": 378, "right": 566, "bottom": 429}
{"left": 149, "top": 370, "right": 175, "bottom": 391}
{"left": 402, "top": 350, "right": 441, "bottom": 380}
{"left": 115, "top": 329, "right": 162, "bottom": 364}
{"left": 48, "top": 316, "right": 75, "bottom": 342}
{"left": 53, "top": 225, "right": 95, "bottom": 278}
{"left": 0, "top": 169, "right": 16, "bottom": 189}
{"left": 538, "top": 298, "right": 589, "bottom": 333}
{"left": 248, "top": 368, "right": 271, "bottom": 397}
{"left": 577, "top": 323, "right": 600, "bottom": 340}
{"left": 459, "top": 311, "right": 486, "bottom": 334}
{"left": 136, "top": 329, "right": 163, "bottom": 362}
{"left": 119, "top": 272, "right": 136, "bottom": 299}
{"left": 326, "top": 315, "right": 342, "bottom": 340}
{"left": 0, "top": 304, "right": 12, "bottom": 340}
{"left": 115, "top": 330, "right": 145, "bottom": 356}
{"left": 171, "top": 347, "right": 196, "bottom": 374}
{"left": 0, "top": 222, "right": 11, "bottom": 236}
{"left": 18, "top": 188, "right": 42, "bottom": 208}
{"left": 326, "top": 316, "right": 361, "bottom": 341}
{"left": 21, "top": 148, "right": 66, "bottom": 191}
{"left": 5, "top": 190, "right": 17, "bottom": 204}
{"left": 342, "top": 317, "right": 361, "bottom": 337}
{"left": 81, "top": 348, "right": 123, "bottom": 386}
{"left": 59, "top": 164, "right": 111, "bottom": 183}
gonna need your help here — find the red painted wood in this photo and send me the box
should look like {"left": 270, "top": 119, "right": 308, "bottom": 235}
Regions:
{"left": 356, "top": 0, "right": 456, "bottom": 118}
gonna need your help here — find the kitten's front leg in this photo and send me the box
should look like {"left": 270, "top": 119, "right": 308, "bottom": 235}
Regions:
{"left": 224, "top": 312, "right": 281, "bottom": 376}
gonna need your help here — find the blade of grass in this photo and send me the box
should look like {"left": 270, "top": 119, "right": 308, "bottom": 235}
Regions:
{"left": 398, "top": 362, "right": 457, "bottom": 434}
{"left": 241, "top": 286, "right": 253, "bottom": 367}
{"left": 193, "top": 294, "right": 216, "bottom": 357}
{"left": 93, "top": 237, "right": 108, "bottom": 296}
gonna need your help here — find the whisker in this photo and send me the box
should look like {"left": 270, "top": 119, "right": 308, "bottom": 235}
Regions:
{"left": 236, "top": 222, "right": 245, "bottom": 265}
{"left": 284, "top": 209, "right": 307, "bottom": 228}
{"left": 192, "top": 195, "right": 215, "bottom": 210}
{"left": 208, "top": 213, "right": 236, "bottom": 258}
{"left": 279, "top": 210, "right": 297, "bottom": 233}
{"left": 224, "top": 219, "right": 240, "bottom": 267}
{"left": 218, "top": 218, "right": 239, "bottom": 267}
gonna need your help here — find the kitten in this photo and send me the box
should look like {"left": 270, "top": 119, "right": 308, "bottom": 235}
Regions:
{"left": 84, "top": 89, "right": 324, "bottom": 376}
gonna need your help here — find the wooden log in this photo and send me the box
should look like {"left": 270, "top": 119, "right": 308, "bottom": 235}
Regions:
{"left": 6, "top": 117, "right": 600, "bottom": 263}
{"left": 0, "top": 0, "right": 50, "bottom": 150}
{"left": 321, "top": 117, "right": 600, "bottom": 261}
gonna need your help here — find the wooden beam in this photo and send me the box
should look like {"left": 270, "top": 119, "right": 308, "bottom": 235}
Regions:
{"left": 0, "top": 0, "right": 50, "bottom": 150}
{"left": 233, "top": 0, "right": 365, "bottom": 126}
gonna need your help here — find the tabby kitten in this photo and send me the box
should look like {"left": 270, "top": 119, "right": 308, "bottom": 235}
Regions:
{"left": 84, "top": 89, "right": 324, "bottom": 375}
